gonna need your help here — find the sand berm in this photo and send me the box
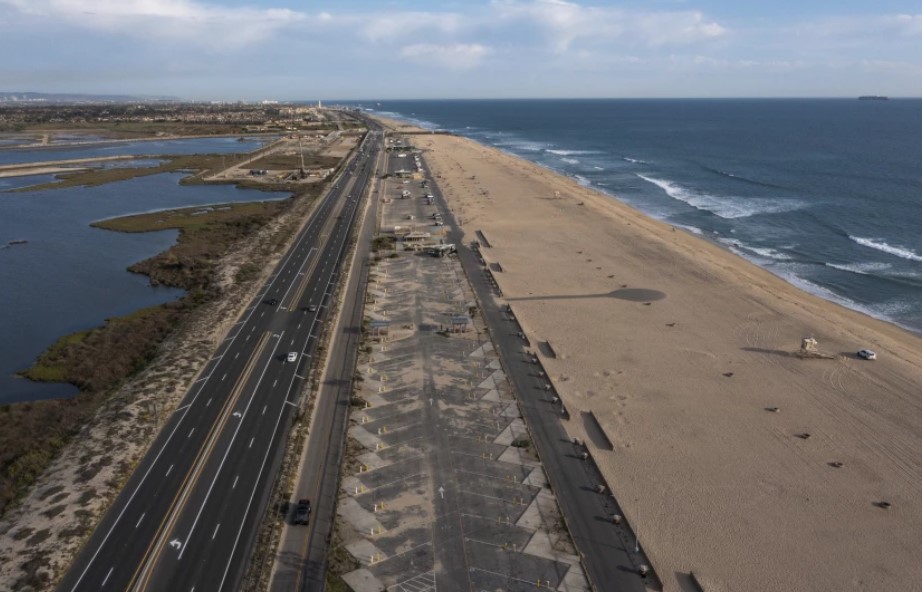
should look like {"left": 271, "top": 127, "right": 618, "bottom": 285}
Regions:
{"left": 377, "top": 117, "right": 922, "bottom": 592}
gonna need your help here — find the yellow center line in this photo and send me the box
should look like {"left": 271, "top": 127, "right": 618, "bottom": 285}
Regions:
{"left": 129, "top": 331, "right": 272, "bottom": 591}
{"left": 286, "top": 246, "right": 326, "bottom": 313}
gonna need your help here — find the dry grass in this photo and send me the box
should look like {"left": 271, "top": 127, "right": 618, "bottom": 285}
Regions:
{"left": 245, "top": 153, "right": 340, "bottom": 170}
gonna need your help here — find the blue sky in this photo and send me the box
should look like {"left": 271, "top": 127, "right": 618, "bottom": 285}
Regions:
{"left": 1, "top": 0, "right": 920, "bottom": 99}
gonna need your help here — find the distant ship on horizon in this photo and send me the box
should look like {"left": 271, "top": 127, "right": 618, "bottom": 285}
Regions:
{"left": 858, "top": 95, "right": 889, "bottom": 100}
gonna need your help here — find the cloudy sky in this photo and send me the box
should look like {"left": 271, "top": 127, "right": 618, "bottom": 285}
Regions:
{"left": 1, "top": 0, "right": 920, "bottom": 100}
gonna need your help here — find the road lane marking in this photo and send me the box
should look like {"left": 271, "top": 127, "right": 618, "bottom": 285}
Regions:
{"left": 177, "top": 332, "right": 286, "bottom": 561}
{"left": 135, "top": 513, "right": 145, "bottom": 528}
{"left": 249, "top": 437, "right": 255, "bottom": 448}
{"left": 215, "top": 288, "right": 347, "bottom": 591}
{"left": 222, "top": 373, "right": 227, "bottom": 381}
{"left": 278, "top": 246, "right": 319, "bottom": 312}
{"left": 188, "top": 428, "right": 195, "bottom": 438}
{"left": 234, "top": 352, "right": 239, "bottom": 359}
{"left": 262, "top": 405, "right": 268, "bottom": 415}
{"left": 166, "top": 464, "right": 174, "bottom": 477}
{"left": 212, "top": 524, "right": 220, "bottom": 540}
{"left": 232, "top": 475, "right": 239, "bottom": 489}
{"left": 102, "top": 567, "right": 113, "bottom": 587}
{"left": 206, "top": 398, "right": 212, "bottom": 407}
{"left": 130, "top": 332, "right": 275, "bottom": 589}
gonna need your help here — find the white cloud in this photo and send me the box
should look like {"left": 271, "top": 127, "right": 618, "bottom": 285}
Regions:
{"left": 362, "top": 11, "right": 463, "bottom": 43}
{"left": 798, "top": 13, "right": 922, "bottom": 40}
{"left": 0, "top": 0, "right": 309, "bottom": 49}
{"left": 400, "top": 43, "right": 491, "bottom": 70}
{"left": 491, "top": 0, "right": 726, "bottom": 51}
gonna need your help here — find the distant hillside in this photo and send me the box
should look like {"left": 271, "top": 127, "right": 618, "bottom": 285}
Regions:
{"left": 0, "top": 92, "right": 179, "bottom": 104}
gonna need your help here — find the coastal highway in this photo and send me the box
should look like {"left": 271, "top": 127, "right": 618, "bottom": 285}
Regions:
{"left": 57, "top": 124, "right": 382, "bottom": 592}
{"left": 268, "top": 121, "right": 384, "bottom": 591}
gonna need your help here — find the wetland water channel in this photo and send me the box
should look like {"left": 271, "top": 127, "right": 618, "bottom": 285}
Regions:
{"left": 0, "top": 138, "right": 276, "bottom": 404}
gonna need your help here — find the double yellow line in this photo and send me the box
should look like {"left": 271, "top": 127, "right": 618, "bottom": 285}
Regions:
{"left": 129, "top": 331, "right": 273, "bottom": 591}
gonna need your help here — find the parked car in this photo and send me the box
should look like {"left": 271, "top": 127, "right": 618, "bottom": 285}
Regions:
{"left": 857, "top": 349, "right": 877, "bottom": 360}
{"left": 293, "top": 498, "right": 311, "bottom": 525}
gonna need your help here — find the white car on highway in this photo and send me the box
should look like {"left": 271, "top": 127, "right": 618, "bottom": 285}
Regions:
{"left": 287, "top": 352, "right": 298, "bottom": 363}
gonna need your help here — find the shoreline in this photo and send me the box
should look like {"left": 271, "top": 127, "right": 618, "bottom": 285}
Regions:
{"left": 372, "top": 110, "right": 922, "bottom": 338}
{"left": 375, "top": 114, "right": 922, "bottom": 590}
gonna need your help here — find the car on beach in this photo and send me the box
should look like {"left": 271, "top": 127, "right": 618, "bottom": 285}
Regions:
{"left": 857, "top": 349, "right": 877, "bottom": 360}
{"left": 292, "top": 498, "right": 311, "bottom": 525}
{"left": 287, "top": 351, "right": 298, "bottom": 363}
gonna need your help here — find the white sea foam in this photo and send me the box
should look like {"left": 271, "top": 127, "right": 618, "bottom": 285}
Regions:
{"left": 546, "top": 149, "right": 599, "bottom": 156}
{"left": 574, "top": 175, "right": 591, "bottom": 187}
{"left": 495, "top": 139, "right": 546, "bottom": 152}
{"left": 745, "top": 246, "right": 793, "bottom": 261}
{"left": 561, "top": 157, "right": 580, "bottom": 165}
{"left": 825, "top": 262, "right": 892, "bottom": 275}
{"left": 848, "top": 236, "right": 922, "bottom": 262}
{"left": 622, "top": 157, "right": 647, "bottom": 164}
{"left": 674, "top": 224, "right": 704, "bottom": 235}
{"left": 636, "top": 174, "right": 803, "bottom": 220}
{"left": 593, "top": 166, "right": 604, "bottom": 170}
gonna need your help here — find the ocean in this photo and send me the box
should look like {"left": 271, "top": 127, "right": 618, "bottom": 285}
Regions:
{"left": 360, "top": 99, "right": 922, "bottom": 334}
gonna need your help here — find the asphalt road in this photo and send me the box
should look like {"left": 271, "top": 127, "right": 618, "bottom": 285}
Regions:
{"left": 269, "top": 119, "right": 386, "bottom": 592}
{"left": 57, "top": 122, "right": 383, "bottom": 592}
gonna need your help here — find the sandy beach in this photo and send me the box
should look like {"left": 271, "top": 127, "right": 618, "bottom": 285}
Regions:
{"left": 378, "top": 118, "right": 922, "bottom": 591}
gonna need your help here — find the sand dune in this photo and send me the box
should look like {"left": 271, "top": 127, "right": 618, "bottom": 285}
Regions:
{"left": 385, "top": 121, "right": 922, "bottom": 591}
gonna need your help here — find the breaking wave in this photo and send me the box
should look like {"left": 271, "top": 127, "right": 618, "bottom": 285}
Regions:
{"left": 848, "top": 236, "right": 922, "bottom": 262}
{"left": 636, "top": 174, "right": 804, "bottom": 220}
{"left": 546, "top": 149, "right": 600, "bottom": 156}
{"left": 825, "top": 262, "right": 893, "bottom": 275}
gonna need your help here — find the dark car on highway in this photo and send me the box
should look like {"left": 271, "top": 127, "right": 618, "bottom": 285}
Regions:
{"left": 293, "top": 498, "right": 311, "bottom": 525}
{"left": 264, "top": 298, "right": 279, "bottom": 305}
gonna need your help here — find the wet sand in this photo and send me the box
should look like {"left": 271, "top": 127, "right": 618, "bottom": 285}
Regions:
{"left": 380, "top": 118, "right": 922, "bottom": 591}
